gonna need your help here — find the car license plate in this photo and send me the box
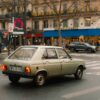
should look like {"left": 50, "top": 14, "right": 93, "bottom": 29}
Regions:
{"left": 10, "top": 66, "right": 22, "bottom": 72}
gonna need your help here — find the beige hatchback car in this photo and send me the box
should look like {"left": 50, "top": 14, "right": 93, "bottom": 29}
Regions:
{"left": 2, "top": 45, "right": 86, "bottom": 86}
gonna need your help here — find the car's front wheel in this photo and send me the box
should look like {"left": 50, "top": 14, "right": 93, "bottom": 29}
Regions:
{"left": 87, "top": 48, "right": 95, "bottom": 53}
{"left": 74, "top": 67, "right": 83, "bottom": 80}
{"left": 70, "top": 48, "right": 76, "bottom": 52}
{"left": 8, "top": 75, "right": 20, "bottom": 84}
{"left": 34, "top": 73, "right": 46, "bottom": 87}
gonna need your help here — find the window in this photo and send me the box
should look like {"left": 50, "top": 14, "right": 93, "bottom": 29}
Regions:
{"left": 63, "top": 20, "right": 68, "bottom": 27}
{"left": 9, "top": 47, "right": 37, "bottom": 60}
{"left": 85, "top": 18, "right": 91, "bottom": 26}
{"left": 63, "top": 3, "right": 67, "bottom": 14}
{"left": 43, "top": 48, "right": 58, "bottom": 59}
{"left": 34, "top": 20, "right": 39, "bottom": 30}
{"left": 74, "top": 18, "right": 78, "bottom": 28}
{"left": 43, "top": 20, "right": 48, "bottom": 28}
{"left": 43, "top": 6, "right": 48, "bottom": 15}
{"left": 57, "top": 48, "right": 68, "bottom": 59}
{"left": 53, "top": 20, "right": 57, "bottom": 27}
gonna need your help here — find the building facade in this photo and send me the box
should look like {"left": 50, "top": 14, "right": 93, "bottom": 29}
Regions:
{"left": 0, "top": 0, "right": 100, "bottom": 46}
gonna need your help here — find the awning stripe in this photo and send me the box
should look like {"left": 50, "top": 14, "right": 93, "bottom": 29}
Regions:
{"left": 43, "top": 29, "right": 100, "bottom": 37}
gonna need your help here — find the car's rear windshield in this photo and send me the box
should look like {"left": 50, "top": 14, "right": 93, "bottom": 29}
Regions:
{"left": 8, "top": 47, "right": 37, "bottom": 61}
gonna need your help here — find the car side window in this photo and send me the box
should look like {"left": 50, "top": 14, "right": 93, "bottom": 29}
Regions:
{"left": 57, "top": 48, "right": 68, "bottom": 59}
{"left": 42, "top": 49, "right": 48, "bottom": 59}
{"left": 79, "top": 43, "right": 85, "bottom": 46}
{"left": 47, "top": 48, "right": 58, "bottom": 59}
{"left": 42, "top": 48, "right": 58, "bottom": 59}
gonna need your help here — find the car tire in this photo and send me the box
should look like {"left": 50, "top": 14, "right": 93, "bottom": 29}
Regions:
{"left": 74, "top": 67, "right": 83, "bottom": 80}
{"left": 34, "top": 73, "right": 46, "bottom": 87}
{"left": 87, "top": 48, "right": 94, "bottom": 53}
{"left": 8, "top": 75, "right": 20, "bottom": 84}
{"left": 70, "top": 48, "right": 75, "bottom": 52}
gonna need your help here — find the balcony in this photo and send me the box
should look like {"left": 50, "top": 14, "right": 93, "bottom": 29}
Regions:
{"left": 32, "top": 9, "right": 100, "bottom": 20}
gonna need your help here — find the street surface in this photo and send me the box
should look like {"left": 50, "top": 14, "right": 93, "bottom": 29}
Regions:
{"left": 0, "top": 52, "right": 100, "bottom": 100}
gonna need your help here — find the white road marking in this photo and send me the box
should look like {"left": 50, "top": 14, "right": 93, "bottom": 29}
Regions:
{"left": 84, "top": 60, "right": 100, "bottom": 75}
{"left": 63, "top": 86, "right": 100, "bottom": 99}
{"left": 91, "top": 67, "right": 100, "bottom": 70}
{"left": 71, "top": 53, "right": 100, "bottom": 56}
{"left": 86, "top": 63, "right": 100, "bottom": 67}
{"left": 86, "top": 61, "right": 100, "bottom": 65}
{"left": 86, "top": 72, "right": 100, "bottom": 75}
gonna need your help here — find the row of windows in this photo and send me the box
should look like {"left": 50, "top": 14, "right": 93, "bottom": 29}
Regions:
{"left": 34, "top": 18, "right": 92, "bottom": 30}
{"left": 0, "top": 0, "right": 99, "bottom": 16}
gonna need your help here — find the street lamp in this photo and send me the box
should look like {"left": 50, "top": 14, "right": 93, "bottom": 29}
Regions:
{"left": 23, "top": 0, "right": 27, "bottom": 34}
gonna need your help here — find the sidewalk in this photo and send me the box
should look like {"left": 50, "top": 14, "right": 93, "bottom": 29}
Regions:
{"left": 0, "top": 50, "right": 14, "bottom": 60}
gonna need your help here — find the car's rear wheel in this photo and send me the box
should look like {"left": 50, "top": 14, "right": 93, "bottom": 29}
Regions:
{"left": 8, "top": 75, "right": 20, "bottom": 84}
{"left": 74, "top": 67, "right": 83, "bottom": 80}
{"left": 87, "top": 48, "right": 94, "bottom": 53}
{"left": 70, "top": 48, "right": 75, "bottom": 52}
{"left": 34, "top": 73, "right": 46, "bottom": 87}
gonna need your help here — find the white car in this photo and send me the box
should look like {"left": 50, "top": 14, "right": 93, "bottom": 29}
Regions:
{"left": 2, "top": 45, "right": 86, "bottom": 86}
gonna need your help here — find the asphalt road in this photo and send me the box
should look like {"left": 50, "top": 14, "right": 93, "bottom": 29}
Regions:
{"left": 0, "top": 53, "right": 100, "bottom": 100}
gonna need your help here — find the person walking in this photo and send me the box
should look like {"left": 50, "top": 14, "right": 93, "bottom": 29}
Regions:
{"left": 0, "top": 42, "right": 2, "bottom": 53}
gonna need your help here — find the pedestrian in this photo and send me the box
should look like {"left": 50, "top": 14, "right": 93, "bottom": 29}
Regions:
{"left": 0, "top": 42, "right": 2, "bottom": 53}
{"left": 65, "top": 43, "right": 69, "bottom": 49}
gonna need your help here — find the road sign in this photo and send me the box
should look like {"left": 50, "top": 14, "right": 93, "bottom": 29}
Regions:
{"left": 13, "top": 31, "right": 24, "bottom": 34}
{"left": 8, "top": 23, "right": 14, "bottom": 32}
{"left": 14, "top": 18, "right": 24, "bottom": 29}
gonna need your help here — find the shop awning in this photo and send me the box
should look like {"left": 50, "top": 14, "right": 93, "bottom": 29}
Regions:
{"left": 43, "top": 29, "right": 100, "bottom": 37}
{"left": 24, "top": 33, "right": 43, "bottom": 38}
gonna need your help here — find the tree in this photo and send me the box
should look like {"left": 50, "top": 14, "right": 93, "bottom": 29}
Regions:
{"left": 43, "top": 0, "right": 75, "bottom": 46}
{"left": 43, "top": 0, "right": 63, "bottom": 46}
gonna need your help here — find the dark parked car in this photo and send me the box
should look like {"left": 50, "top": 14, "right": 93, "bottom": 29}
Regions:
{"left": 2, "top": 45, "right": 86, "bottom": 87}
{"left": 68, "top": 42, "right": 98, "bottom": 53}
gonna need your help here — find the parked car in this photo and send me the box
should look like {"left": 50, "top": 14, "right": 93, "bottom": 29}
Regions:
{"left": 68, "top": 42, "right": 98, "bottom": 53}
{"left": 2, "top": 45, "right": 86, "bottom": 86}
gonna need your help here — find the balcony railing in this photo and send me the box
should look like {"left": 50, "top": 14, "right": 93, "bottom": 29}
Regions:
{"left": 0, "top": 8, "right": 99, "bottom": 21}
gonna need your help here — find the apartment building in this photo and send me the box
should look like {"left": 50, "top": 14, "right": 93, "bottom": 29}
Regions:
{"left": 0, "top": 0, "right": 100, "bottom": 45}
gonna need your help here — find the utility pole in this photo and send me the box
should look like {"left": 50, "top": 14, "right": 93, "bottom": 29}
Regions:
{"left": 12, "top": 0, "right": 16, "bottom": 50}
{"left": 23, "top": 0, "right": 27, "bottom": 34}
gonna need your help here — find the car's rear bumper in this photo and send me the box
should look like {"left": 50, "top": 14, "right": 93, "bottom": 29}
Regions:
{"left": 2, "top": 71, "right": 34, "bottom": 79}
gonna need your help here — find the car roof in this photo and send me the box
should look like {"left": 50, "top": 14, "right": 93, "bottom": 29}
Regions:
{"left": 19, "top": 45, "right": 63, "bottom": 49}
{"left": 70, "top": 42, "right": 80, "bottom": 44}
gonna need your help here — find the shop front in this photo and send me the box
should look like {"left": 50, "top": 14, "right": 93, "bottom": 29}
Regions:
{"left": 23, "top": 33, "right": 43, "bottom": 45}
{"left": 43, "top": 29, "right": 100, "bottom": 46}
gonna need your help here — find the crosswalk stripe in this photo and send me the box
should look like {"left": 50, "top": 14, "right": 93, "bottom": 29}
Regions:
{"left": 85, "top": 72, "right": 100, "bottom": 75}
{"left": 71, "top": 53, "right": 100, "bottom": 57}
{"left": 86, "top": 63, "right": 100, "bottom": 67}
{"left": 86, "top": 61, "right": 100, "bottom": 65}
{"left": 91, "top": 67, "right": 100, "bottom": 70}
{"left": 85, "top": 59, "right": 100, "bottom": 75}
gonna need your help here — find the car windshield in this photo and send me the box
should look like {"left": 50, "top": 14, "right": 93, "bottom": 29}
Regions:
{"left": 8, "top": 47, "right": 37, "bottom": 60}
{"left": 84, "top": 43, "right": 91, "bottom": 46}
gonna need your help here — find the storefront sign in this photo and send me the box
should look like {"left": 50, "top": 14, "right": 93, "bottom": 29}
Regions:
{"left": 14, "top": 18, "right": 24, "bottom": 29}
{"left": 13, "top": 32, "right": 24, "bottom": 35}
{"left": 8, "top": 23, "right": 14, "bottom": 32}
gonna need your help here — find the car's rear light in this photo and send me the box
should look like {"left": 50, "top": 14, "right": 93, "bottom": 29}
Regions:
{"left": 25, "top": 66, "right": 31, "bottom": 74}
{"left": 1, "top": 64, "right": 7, "bottom": 71}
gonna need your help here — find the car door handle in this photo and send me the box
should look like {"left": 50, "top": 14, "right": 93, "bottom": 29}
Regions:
{"left": 60, "top": 61, "right": 65, "bottom": 63}
{"left": 43, "top": 61, "right": 49, "bottom": 64}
